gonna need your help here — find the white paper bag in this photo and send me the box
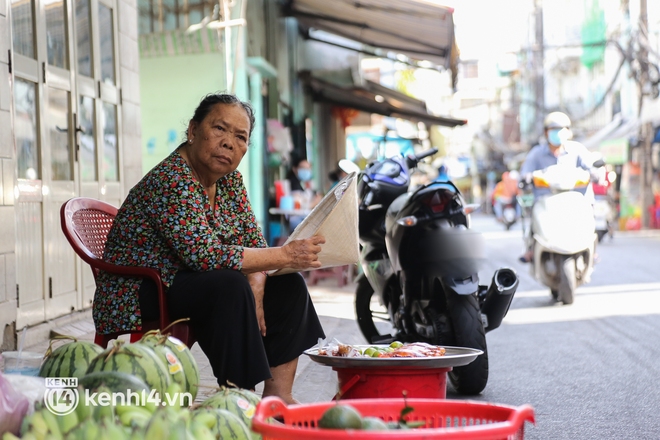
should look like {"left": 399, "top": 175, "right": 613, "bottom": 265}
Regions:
{"left": 271, "top": 172, "right": 359, "bottom": 275}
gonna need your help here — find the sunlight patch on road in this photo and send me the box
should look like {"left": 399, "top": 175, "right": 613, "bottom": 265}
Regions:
{"left": 504, "top": 285, "right": 660, "bottom": 325}
{"left": 513, "top": 282, "right": 660, "bottom": 298}
{"left": 309, "top": 284, "right": 359, "bottom": 320}
{"left": 308, "top": 282, "right": 660, "bottom": 323}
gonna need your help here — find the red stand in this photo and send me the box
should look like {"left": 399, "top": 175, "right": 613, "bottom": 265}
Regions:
{"left": 333, "top": 366, "right": 451, "bottom": 400}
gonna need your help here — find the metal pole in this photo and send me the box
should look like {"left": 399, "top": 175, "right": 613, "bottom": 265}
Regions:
{"left": 533, "top": 0, "right": 545, "bottom": 137}
{"left": 223, "top": 0, "right": 233, "bottom": 92}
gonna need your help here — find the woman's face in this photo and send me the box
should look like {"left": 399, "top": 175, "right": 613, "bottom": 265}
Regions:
{"left": 187, "top": 103, "right": 251, "bottom": 179}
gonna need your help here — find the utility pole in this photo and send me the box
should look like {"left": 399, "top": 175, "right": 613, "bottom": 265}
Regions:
{"left": 533, "top": 0, "right": 545, "bottom": 137}
{"left": 638, "top": 0, "right": 653, "bottom": 229}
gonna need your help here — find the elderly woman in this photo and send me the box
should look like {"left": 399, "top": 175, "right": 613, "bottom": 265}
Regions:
{"left": 94, "top": 93, "right": 326, "bottom": 404}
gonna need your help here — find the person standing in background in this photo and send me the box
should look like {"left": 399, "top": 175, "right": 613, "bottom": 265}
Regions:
{"left": 286, "top": 157, "right": 313, "bottom": 192}
{"left": 286, "top": 157, "right": 320, "bottom": 230}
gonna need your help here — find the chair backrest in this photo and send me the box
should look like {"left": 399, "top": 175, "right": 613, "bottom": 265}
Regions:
{"left": 61, "top": 197, "right": 118, "bottom": 278}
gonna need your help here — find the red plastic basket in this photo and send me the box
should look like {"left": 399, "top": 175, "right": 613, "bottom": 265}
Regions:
{"left": 252, "top": 396, "right": 535, "bottom": 440}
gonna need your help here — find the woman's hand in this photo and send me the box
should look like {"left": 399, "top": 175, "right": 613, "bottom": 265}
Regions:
{"left": 247, "top": 272, "right": 267, "bottom": 336}
{"left": 282, "top": 235, "right": 326, "bottom": 269}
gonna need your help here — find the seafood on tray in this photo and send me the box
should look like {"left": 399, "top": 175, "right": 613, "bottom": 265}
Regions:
{"left": 316, "top": 339, "right": 446, "bottom": 358}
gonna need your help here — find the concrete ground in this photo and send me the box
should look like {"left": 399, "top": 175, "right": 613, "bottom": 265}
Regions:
{"left": 1, "top": 274, "right": 364, "bottom": 404}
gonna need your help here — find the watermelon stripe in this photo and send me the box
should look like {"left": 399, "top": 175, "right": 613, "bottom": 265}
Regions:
{"left": 66, "top": 346, "right": 76, "bottom": 377}
{"left": 216, "top": 409, "right": 251, "bottom": 440}
{"left": 53, "top": 346, "right": 63, "bottom": 376}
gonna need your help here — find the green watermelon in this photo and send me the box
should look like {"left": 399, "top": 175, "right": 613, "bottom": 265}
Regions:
{"left": 137, "top": 334, "right": 189, "bottom": 404}
{"left": 85, "top": 341, "right": 171, "bottom": 398}
{"left": 194, "top": 407, "right": 251, "bottom": 440}
{"left": 39, "top": 339, "right": 103, "bottom": 379}
{"left": 79, "top": 371, "right": 150, "bottom": 402}
{"left": 162, "top": 335, "right": 200, "bottom": 400}
{"left": 201, "top": 388, "right": 261, "bottom": 440}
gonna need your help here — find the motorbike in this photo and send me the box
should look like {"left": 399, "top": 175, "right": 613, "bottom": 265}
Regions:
{"left": 498, "top": 196, "right": 520, "bottom": 230}
{"left": 520, "top": 161, "right": 603, "bottom": 305}
{"left": 592, "top": 169, "right": 616, "bottom": 242}
{"left": 350, "top": 149, "right": 519, "bottom": 395}
{"left": 593, "top": 195, "right": 615, "bottom": 242}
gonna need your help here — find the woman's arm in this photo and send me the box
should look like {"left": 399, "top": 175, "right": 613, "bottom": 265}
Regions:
{"left": 247, "top": 271, "right": 267, "bottom": 336}
{"left": 241, "top": 235, "right": 326, "bottom": 274}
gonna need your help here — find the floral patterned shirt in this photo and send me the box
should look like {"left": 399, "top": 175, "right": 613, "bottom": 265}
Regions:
{"left": 93, "top": 149, "right": 267, "bottom": 334}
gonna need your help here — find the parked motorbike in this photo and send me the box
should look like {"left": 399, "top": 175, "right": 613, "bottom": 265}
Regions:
{"left": 520, "top": 161, "right": 603, "bottom": 304}
{"left": 351, "top": 149, "right": 519, "bottom": 395}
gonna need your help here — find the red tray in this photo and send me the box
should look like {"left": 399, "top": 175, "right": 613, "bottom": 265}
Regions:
{"left": 252, "top": 396, "right": 535, "bottom": 440}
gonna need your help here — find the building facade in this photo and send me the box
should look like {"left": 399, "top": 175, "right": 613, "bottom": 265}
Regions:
{"left": 0, "top": 0, "right": 141, "bottom": 349}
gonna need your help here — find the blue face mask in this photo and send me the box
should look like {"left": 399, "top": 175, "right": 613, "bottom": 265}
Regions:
{"left": 548, "top": 128, "right": 563, "bottom": 145}
{"left": 297, "top": 168, "right": 312, "bottom": 182}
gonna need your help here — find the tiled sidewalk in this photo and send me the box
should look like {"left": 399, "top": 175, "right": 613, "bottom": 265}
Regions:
{"left": 1, "top": 277, "right": 363, "bottom": 404}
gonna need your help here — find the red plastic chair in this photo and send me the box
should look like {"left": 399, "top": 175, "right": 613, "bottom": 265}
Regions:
{"left": 60, "top": 197, "right": 194, "bottom": 348}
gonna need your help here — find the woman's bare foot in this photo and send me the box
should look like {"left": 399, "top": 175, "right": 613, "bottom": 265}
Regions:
{"left": 262, "top": 358, "right": 299, "bottom": 405}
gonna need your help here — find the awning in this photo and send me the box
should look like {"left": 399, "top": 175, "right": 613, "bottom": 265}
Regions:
{"left": 281, "top": 0, "right": 456, "bottom": 68}
{"left": 580, "top": 114, "right": 623, "bottom": 150}
{"left": 301, "top": 70, "right": 466, "bottom": 128}
{"left": 580, "top": 116, "right": 640, "bottom": 164}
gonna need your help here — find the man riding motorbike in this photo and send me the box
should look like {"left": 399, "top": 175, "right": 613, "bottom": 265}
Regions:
{"left": 518, "top": 111, "right": 596, "bottom": 263}
{"left": 492, "top": 170, "right": 521, "bottom": 227}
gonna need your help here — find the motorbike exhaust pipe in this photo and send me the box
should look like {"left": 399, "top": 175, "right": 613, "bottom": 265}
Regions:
{"left": 480, "top": 268, "right": 519, "bottom": 333}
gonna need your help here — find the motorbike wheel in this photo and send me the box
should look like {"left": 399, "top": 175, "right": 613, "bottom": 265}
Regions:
{"left": 445, "top": 293, "right": 489, "bottom": 395}
{"left": 558, "top": 256, "right": 576, "bottom": 305}
{"left": 355, "top": 275, "right": 394, "bottom": 343}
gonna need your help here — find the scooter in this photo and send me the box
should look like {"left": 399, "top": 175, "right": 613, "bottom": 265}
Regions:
{"left": 498, "top": 197, "right": 520, "bottom": 230}
{"left": 349, "top": 149, "right": 519, "bottom": 395}
{"left": 521, "top": 162, "right": 602, "bottom": 304}
{"left": 593, "top": 194, "right": 615, "bottom": 242}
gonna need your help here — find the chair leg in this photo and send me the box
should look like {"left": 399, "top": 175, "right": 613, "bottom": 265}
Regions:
{"left": 170, "top": 325, "right": 195, "bottom": 349}
{"left": 94, "top": 333, "right": 111, "bottom": 349}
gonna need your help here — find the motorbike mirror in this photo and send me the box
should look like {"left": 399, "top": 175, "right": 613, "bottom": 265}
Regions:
{"left": 338, "top": 159, "right": 361, "bottom": 174}
{"left": 592, "top": 159, "right": 606, "bottom": 168}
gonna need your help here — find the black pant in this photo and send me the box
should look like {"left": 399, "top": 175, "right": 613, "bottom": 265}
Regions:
{"left": 138, "top": 270, "right": 325, "bottom": 389}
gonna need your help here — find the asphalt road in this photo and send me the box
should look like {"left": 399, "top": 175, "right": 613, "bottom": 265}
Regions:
{"left": 297, "top": 212, "right": 660, "bottom": 439}
{"left": 462, "top": 213, "right": 660, "bottom": 439}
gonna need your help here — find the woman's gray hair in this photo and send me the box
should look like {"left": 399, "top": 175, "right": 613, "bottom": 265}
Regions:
{"left": 185, "top": 92, "right": 256, "bottom": 142}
